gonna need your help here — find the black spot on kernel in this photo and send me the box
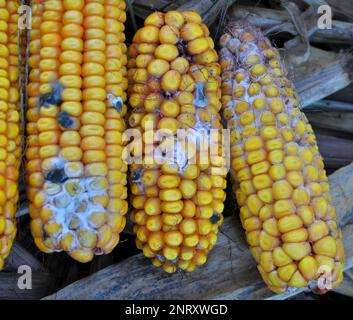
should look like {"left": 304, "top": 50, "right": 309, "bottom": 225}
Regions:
{"left": 45, "top": 168, "right": 67, "bottom": 184}
{"left": 57, "top": 111, "right": 74, "bottom": 129}
{"left": 112, "top": 99, "right": 123, "bottom": 113}
{"left": 162, "top": 91, "right": 173, "bottom": 99}
{"left": 210, "top": 213, "right": 221, "bottom": 224}
{"left": 39, "top": 81, "right": 63, "bottom": 107}
{"left": 131, "top": 169, "right": 143, "bottom": 183}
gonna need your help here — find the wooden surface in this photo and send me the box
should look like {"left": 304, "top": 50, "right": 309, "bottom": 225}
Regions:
{"left": 306, "top": 111, "right": 353, "bottom": 134}
{"left": 316, "top": 134, "right": 353, "bottom": 168}
{"left": 230, "top": 5, "right": 353, "bottom": 44}
{"left": 0, "top": 272, "right": 53, "bottom": 300}
{"left": 44, "top": 163, "right": 353, "bottom": 300}
{"left": 1, "top": 242, "right": 52, "bottom": 300}
{"left": 292, "top": 48, "right": 353, "bottom": 107}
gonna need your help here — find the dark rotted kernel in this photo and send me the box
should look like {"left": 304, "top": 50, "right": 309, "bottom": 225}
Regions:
{"left": 112, "top": 99, "right": 123, "bottom": 112}
{"left": 131, "top": 169, "right": 143, "bottom": 183}
{"left": 45, "top": 168, "right": 67, "bottom": 184}
{"left": 210, "top": 213, "right": 221, "bottom": 224}
{"left": 194, "top": 82, "right": 207, "bottom": 108}
{"left": 57, "top": 111, "right": 74, "bottom": 129}
{"left": 39, "top": 81, "right": 63, "bottom": 107}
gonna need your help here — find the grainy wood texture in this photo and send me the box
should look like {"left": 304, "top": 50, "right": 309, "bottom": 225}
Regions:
{"left": 316, "top": 134, "right": 353, "bottom": 168}
{"left": 291, "top": 48, "right": 353, "bottom": 107}
{"left": 0, "top": 272, "right": 53, "bottom": 300}
{"left": 304, "top": 100, "right": 353, "bottom": 112}
{"left": 44, "top": 163, "right": 353, "bottom": 300}
{"left": 305, "top": 111, "right": 353, "bottom": 134}
{"left": 303, "top": 0, "right": 353, "bottom": 22}
{"left": 4, "top": 242, "right": 45, "bottom": 272}
{"left": 230, "top": 6, "right": 353, "bottom": 44}
{"left": 328, "top": 84, "right": 353, "bottom": 103}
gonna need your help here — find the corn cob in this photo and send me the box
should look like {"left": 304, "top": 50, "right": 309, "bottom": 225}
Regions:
{"left": 26, "top": 0, "right": 128, "bottom": 263}
{"left": 219, "top": 25, "right": 345, "bottom": 293}
{"left": 128, "top": 11, "right": 227, "bottom": 273}
{"left": 0, "top": 0, "right": 22, "bottom": 271}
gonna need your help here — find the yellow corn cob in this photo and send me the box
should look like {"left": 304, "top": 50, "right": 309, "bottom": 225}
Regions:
{"left": 219, "top": 25, "right": 345, "bottom": 293}
{"left": 128, "top": 11, "right": 227, "bottom": 273}
{"left": 26, "top": 0, "right": 128, "bottom": 263}
{"left": 0, "top": 0, "right": 21, "bottom": 271}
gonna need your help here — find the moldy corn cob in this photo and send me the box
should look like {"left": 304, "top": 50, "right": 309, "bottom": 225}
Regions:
{"left": 0, "top": 0, "right": 22, "bottom": 270}
{"left": 128, "top": 11, "right": 227, "bottom": 273}
{"left": 219, "top": 25, "right": 345, "bottom": 293}
{"left": 26, "top": 0, "right": 128, "bottom": 263}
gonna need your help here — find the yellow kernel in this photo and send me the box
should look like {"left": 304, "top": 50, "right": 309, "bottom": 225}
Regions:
{"left": 284, "top": 156, "right": 302, "bottom": 170}
{"left": 273, "top": 180, "right": 293, "bottom": 199}
{"left": 269, "top": 99, "right": 284, "bottom": 113}
{"left": 287, "top": 171, "right": 303, "bottom": 188}
{"left": 297, "top": 206, "right": 314, "bottom": 226}
{"left": 278, "top": 262, "right": 297, "bottom": 282}
{"left": 268, "top": 150, "right": 284, "bottom": 164}
{"left": 292, "top": 188, "right": 310, "bottom": 206}
{"left": 240, "top": 180, "right": 255, "bottom": 195}
{"left": 284, "top": 142, "right": 298, "bottom": 155}
{"left": 265, "top": 85, "right": 279, "bottom": 97}
{"left": 308, "top": 221, "right": 329, "bottom": 242}
{"left": 235, "top": 101, "right": 249, "bottom": 114}
{"left": 260, "top": 112, "right": 276, "bottom": 125}
{"left": 237, "top": 167, "right": 252, "bottom": 181}
{"left": 281, "top": 128, "right": 295, "bottom": 142}
{"left": 282, "top": 228, "right": 308, "bottom": 243}
{"left": 258, "top": 188, "right": 273, "bottom": 203}
{"left": 243, "top": 216, "right": 262, "bottom": 232}
{"left": 248, "top": 83, "right": 261, "bottom": 96}
{"left": 313, "top": 235, "right": 337, "bottom": 257}
{"left": 283, "top": 242, "right": 311, "bottom": 261}
{"left": 300, "top": 149, "right": 313, "bottom": 164}
{"left": 299, "top": 256, "right": 318, "bottom": 281}
{"left": 253, "top": 98, "right": 266, "bottom": 110}
{"left": 239, "top": 112, "right": 255, "bottom": 125}
{"left": 277, "top": 113, "right": 289, "bottom": 126}
{"left": 259, "top": 231, "right": 280, "bottom": 251}
{"left": 269, "top": 164, "right": 286, "bottom": 180}
{"left": 253, "top": 174, "right": 272, "bottom": 190}
{"left": 263, "top": 218, "right": 279, "bottom": 237}
{"left": 266, "top": 139, "right": 283, "bottom": 151}
{"left": 246, "top": 194, "right": 263, "bottom": 215}
{"left": 273, "top": 200, "right": 296, "bottom": 218}
{"left": 247, "top": 149, "right": 267, "bottom": 165}
{"left": 251, "top": 64, "right": 266, "bottom": 77}
{"left": 288, "top": 270, "right": 308, "bottom": 288}
{"left": 246, "top": 230, "right": 260, "bottom": 246}
{"left": 260, "top": 252, "right": 275, "bottom": 273}
{"left": 262, "top": 126, "right": 278, "bottom": 140}
{"left": 272, "top": 247, "right": 292, "bottom": 267}
{"left": 259, "top": 205, "right": 273, "bottom": 221}
{"left": 278, "top": 214, "right": 303, "bottom": 233}
{"left": 251, "top": 161, "right": 270, "bottom": 175}
{"left": 244, "top": 136, "right": 264, "bottom": 151}
{"left": 312, "top": 197, "right": 328, "bottom": 218}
